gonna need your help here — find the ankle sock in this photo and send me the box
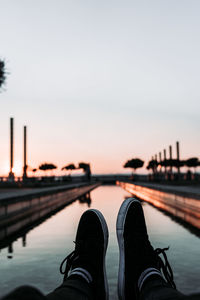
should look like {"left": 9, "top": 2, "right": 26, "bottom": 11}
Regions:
{"left": 138, "top": 267, "right": 163, "bottom": 291}
{"left": 68, "top": 267, "right": 93, "bottom": 284}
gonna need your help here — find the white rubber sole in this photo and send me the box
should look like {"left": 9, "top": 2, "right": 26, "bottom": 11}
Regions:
{"left": 88, "top": 209, "right": 109, "bottom": 300}
{"left": 116, "top": 198, "right": 141, "bottom": 300}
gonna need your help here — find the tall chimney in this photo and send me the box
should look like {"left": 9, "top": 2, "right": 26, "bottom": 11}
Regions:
{"left": 9, "top": 117, "right": 14, "bottom": 179}
{"left": 176, "top": 141, "right": 180, "bottom": 174}
{"left": 159, "top": 152, "right": 162, "bottom": 173}
{"left": 176, "top": 141, "right": 180, "bottom": 160}
{"left": 169, "top": 145, "right": 172, "bottom": 173}
{"left": 155, "top": 154, "right": 158, "bottom": 173}
{"left": 164, "top": 149, "right": 166, "bottom": 173}
{"left": 23, "top": 126, "right": 27, "bottom": 178}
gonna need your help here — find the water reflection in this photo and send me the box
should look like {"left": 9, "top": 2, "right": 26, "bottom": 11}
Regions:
{"left": 22, "top": 234, "right": 26, "bottom": 247}
{"left": 78, "top": 192, "right": 91, "bottom": 207}
{"left": 0, "top": 192, "right": 92, "bottom": 257}
{"left": 124, "top": 196, "right": 200, "bottom": 238}
{"left": 149, "top": 202, "right": 200, "bottom": 238}
{"left": 7, "top": 243, "right": 13, "bottom": 259}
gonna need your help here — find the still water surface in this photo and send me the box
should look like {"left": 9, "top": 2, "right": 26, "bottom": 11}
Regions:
{"left": 0, "top": 186, "right": 200, "bottom": 298}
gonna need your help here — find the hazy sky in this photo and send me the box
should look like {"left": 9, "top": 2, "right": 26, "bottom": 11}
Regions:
{"left": 0, "top": 0, "right": 200, "bottom": 175}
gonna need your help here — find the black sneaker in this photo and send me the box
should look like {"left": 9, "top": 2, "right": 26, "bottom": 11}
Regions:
{"left": 116, "top": 198, "right": 176, "bottom": 300}
{"left": 60, "top": 209, "right": 109, "bottom": 300}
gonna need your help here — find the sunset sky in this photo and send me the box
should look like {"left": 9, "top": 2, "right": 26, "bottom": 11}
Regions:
{"left": 0, "top": 0, "right": 200, "bottom": 176}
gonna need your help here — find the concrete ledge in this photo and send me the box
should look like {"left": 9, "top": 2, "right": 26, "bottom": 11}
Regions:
{"left": 0, "top": 183, "right": 100, "bottom": 229}
{"left": 119, "top": 181, "right": 200, "bottom": 200}
{"left": 0, "top": 182, "right": 89, "bottom": 204}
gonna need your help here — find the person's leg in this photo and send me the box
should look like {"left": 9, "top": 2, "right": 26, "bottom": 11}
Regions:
{"left": 139, "top": 275, "right": 184, "bottom": 300}
{"left": 141, "top": 276, "right": 200, "bottom": 300}
{"left": 1, "top": 280, "right": 91, "bottom": 300}
{"left": 1, "top": 286, "right": 46, "bottom": 300}
{"left": 116, "top": 198, "right": 185, "bottom": 300}
{"left": 47, "top": 208, "right": 109, "bottom": 300}
{"left": 47, "top": 276, "right": 92, "bottom": 300}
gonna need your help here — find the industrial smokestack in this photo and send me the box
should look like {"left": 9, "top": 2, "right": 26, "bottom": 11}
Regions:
{"left": 176, "top": 141, "right": 180, "bottom": 160}
{"left": 163, "top": 149, "right": 166, "bottom": 174}
{"left": 159, "top": 152, "right": 162, "bottom": 173}
{"left": 23, "top": 126, "right": 27, "bottom": 179}
{"left": 9, "top": 117, "right": 14, "bottom": 179}
{"left": 176, "top": 141, "right": 180, "bottom": 174}
{"left": 169, "top": 145, "right": 172, "bottom": 174}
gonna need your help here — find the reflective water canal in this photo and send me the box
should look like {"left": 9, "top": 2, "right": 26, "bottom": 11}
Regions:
{"left": 0, "top": 186, "right": 200, "bottom": 299}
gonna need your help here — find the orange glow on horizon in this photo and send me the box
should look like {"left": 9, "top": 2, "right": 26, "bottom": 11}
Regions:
{"left": 0, "top": 161, "right": 23, "bottom": 177}
{"left": 12, "top": 161, "right": 23, "bottom": 177}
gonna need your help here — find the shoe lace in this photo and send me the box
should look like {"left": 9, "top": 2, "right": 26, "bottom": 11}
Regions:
{"left": 60, "top": 241, "right": 80, "bottom": 276}
{"left": 60, "top": 237, "right": 100, "bottom": 278}
{"left": 155, "top": 247, "right": 176, "bottom": 289}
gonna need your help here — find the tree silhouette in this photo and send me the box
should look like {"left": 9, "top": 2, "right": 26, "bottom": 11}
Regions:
{"left": 172, "top": 159, "right": 185, "bottom": 172}
{"left": 39, "top": 163, "right": 57, "bottom": 175}
{"left": 160, "top": 159, "right": 174, "bottom": 173}
{"left": 61, "top": 163, "right": 76, "bottom": 176}
{"left": 61, "top": 164, "right": 76, "bottom": 171}
{"left": 31, "top": 168, "right": 37, "bottom": 178}
{"left": 78, "top": 162, "right": 91, "bottom": 180}
{"left": 124, "top": 158, "right": 144, "bottom": 173}
{"left": 79, "top": 162, "right": 89, "bottom": 170}
{"left": 164, "top": 159, "right": 173, "bottom": 169}
{"left": 0, "top": 59, "right": 6, "bottom": 89}
{"left": 147, "top": 160, "right": 158, "bottom": 173}
{"left": 185, "top": 157, "right": 199, "bottom": 173}
{"left": 160, "top": 160, "right": 166, "bottom": 168}
{"left": 160, "top": 159, "right": 184, "bottom": 173}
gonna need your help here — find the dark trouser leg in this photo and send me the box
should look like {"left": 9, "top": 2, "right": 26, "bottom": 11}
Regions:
{"left": 140, "top": 276, "right": 185, "bottom": 300}
{"left": 1, "top": 276, "right": 93, "bottom": 300}
{"left": 47, "top": 276, "right": 93, "bottom": 300}
{"left": 1, "top": 286, "right": 46, "bottom": 300}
